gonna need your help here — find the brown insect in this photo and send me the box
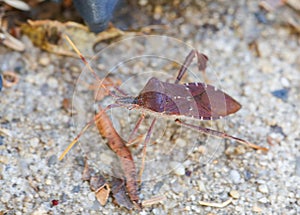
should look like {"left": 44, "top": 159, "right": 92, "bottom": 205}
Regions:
{"left": 91, "top": 49, "right": 267, "bottom": 152}
{"left": 60, "top": 35, "right": 268, "bottom": 209}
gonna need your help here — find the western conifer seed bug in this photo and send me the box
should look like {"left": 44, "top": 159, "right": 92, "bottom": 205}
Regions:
{"left": 60, "top": 35, "right": 268, "bottom": 162}
{"left": 60, "top": 35, "right": 268, "bottom": 208}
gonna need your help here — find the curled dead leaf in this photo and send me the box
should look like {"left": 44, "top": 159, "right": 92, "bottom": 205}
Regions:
{"left": 90, "top": 175, "right": 106, "bottom": 192}
{"left": 95, "top": 184, "right": 110, "bottom": 206}
{"left": 82, "top": 159, "right": 92, "bottom": 181}
{"left": 111, "top": 177, "right": 134, "bottom": 210}
{"left": 21, "top": 20, "right": 95, "bottom": 57}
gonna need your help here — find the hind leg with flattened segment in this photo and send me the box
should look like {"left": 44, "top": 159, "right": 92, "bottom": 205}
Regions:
{"left": 175, "top": 50, "right": 209, "bottom": 84}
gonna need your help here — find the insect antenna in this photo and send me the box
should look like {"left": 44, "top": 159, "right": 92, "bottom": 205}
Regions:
{"left": 64, "top": 35, "right": 121, "bottom": 99}
{"left": 59, "top": 35, "right": 124, "bottom": 161}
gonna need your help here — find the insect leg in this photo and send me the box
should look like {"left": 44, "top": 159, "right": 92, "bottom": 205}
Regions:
{"left": 175, "top": 50, "right": 209, "bottom": 84}
{"left": 175, "top": 119, "right": 268, "bottom": 151}
{"left": 175, "top": 50, "right": 196, "bottom": 84}
{"left": 127, "top": 114, "right": 146, "bottom": 144}
{"left": 139, "top": 117, "right": 157, "bottom": 183}
{"left": 59, "top": 103, "right": 122, "bottom": 161}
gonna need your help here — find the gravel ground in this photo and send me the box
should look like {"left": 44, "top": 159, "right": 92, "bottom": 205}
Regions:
{"left": 1, "top": 0, "right": 300, "bottom": 214}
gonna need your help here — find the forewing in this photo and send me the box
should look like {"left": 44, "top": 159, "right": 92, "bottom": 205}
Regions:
{"left": 162, "top": 83, "right": 200, "bottom": 118}
{"left": 186, "top": 82, "right": 241, "bottom": 119}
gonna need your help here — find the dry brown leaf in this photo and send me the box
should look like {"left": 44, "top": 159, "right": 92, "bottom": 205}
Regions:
{"left": 90, "top": 175, "right": 106, "bottom": 192}
{"left": 111, "top": 177, "right": 134, "bottom": 210}
{"left": 95, "top": 184, "right": 110, "bottom": 206}
{"left": 21, "top": 20, "right": 95, "bottom": 57}
{"left": 82, "top": 159, "right": 92, "bottom": 181}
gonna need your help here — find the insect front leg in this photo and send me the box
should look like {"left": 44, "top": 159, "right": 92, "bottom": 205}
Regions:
{"left": 138, "top": 117, "right": 157, "bottom": 184}
{"left": 127, "top": 114, "right": 146, "bottom": 144}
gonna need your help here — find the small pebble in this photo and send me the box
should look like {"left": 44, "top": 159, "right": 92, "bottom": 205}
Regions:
{"left": 254, "top": 11, "right": 268, "bottom": 24}
{"left": 88, "top": 192, "right": 95, "bottom": 201}
{"left": 45, "top": 179, "right": 52, "bottom": 185}
{"left": 0, "top": 155, "right": 10, "bottom": 165}
{"left": 234, "top": 145, "right": 246, "bottom": 155}
{"left": 258, "top": 42, "right": 272, "bottom": 58}
{"left": 47, "top": 155, "right": 57, "bottom": 166}
{"left": 30, "top": 137, "right": 40, "bottom": 147}
{"left": 229, "top": 190, "right": 240, "bottom": 199}
{"left": 32, "top": 208, "right": 48, "bottom": 215}
{"left": 252, "top": 205, "right": 263, "bottom": 212}
{"left": 152, "top": 181, "right": 164, "bottom": 195}
{"left": 0, "top": 136, "right": 3, "bottom": 145}
{"left": 280, "top": 77, "right": 290, "bottom": 87}
{"left": 271, "top": 88, "right": 289, "bottom": 102}
{"left": 75, "top": 156, "right": 85, "bottom": 167}
{"left": 197, "top": 145, "right": 207, "bottom": 154}
{"left": 171, "top": 181, "right": 182, "bottom": 194}
{"left": 152, "top": 208, "right": 161, "bottom": 215}
{"left": 197, "top": 181, "right": 207, "bottom": 192}
{"left": 72, "top": 185, "right": 81, "bottom": 193}
{"left": 191, "top": 205, "right": 201, "bottom": 213}
{"left": 258, "top": 197, "right": 269, "bottom": 204}
{"left": 258, "top": 184, "right": 269, "bottom": 194}
{"left": 47, "top": 77, "right": 58, "bottom": 89}
{"left": 39, "top": 57, "right": 50, "bottom": 66}
{"left": 235, "top": 206, "right": 243, "bottom": 212}
{"left": 1, "top": 192, "right": 11, "bottom": 202}
{"left": 185, "top": 169, "right": 192, "bottom": 177}
{"left": 270, "top": 125, "right": 285, "bottom": 136}
{"left": 175, "top": 138, "right": 187, "bottom": 147}
{"left": 170, "top": 161, "right": 185, "bottom": 176}
{"left": 190, "top": 195, "right": 196, "bottom": 201}
{"left": 153, "top": 5, "right": 163, "bottom": 20}
{"left": 229, "top": 170, "right": 241, "bottom": 184}
{"left": 139, "top": 0, "right": 148, "bottom": 6}
{"left": 244, "top": 170, "right": 252, "bottom": 181}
